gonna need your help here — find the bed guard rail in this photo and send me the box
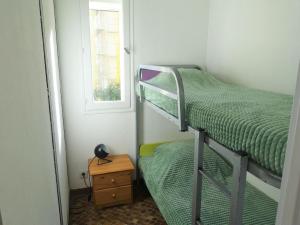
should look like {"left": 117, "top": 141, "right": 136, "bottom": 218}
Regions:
{"left": 137, "top": 65, "right": 201, "bottom": 132}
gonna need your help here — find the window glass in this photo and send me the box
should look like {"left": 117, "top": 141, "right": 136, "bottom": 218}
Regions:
{"left": 89, "top": 2, "right": 122, "bottom": 102}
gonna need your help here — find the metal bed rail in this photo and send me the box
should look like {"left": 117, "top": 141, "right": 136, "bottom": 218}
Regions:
{"left": 138, "top": 64, "right": 201, "bottom": 131}
{"left": 137, "top": 64, "right": 282, "bottom": 225}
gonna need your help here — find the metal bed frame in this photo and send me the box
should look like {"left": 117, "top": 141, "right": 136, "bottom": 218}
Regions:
{"left": 137, "top": 64, "right": 282, "bottom": 225}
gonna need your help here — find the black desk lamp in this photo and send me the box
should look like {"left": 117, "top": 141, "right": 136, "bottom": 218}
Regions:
{"left": 94, "top": 144, "right": 112, "bottom": 165}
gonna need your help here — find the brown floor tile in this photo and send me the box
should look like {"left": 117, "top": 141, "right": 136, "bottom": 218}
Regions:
{"left": 69, "top": 183, "right": 167, "bottom": 225}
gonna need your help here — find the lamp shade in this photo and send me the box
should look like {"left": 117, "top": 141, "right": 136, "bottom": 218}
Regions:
{"left": 94, "top": 144, "right": 109, "bottom": 159}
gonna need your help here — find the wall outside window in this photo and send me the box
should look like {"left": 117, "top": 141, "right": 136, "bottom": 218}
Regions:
{"left": 81, "top": 0, "right": 132, "bottom": 112}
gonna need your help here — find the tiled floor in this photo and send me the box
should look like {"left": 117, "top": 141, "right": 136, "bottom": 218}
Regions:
{"left": 69, "top": 183, "right": 167, "bottom": 225}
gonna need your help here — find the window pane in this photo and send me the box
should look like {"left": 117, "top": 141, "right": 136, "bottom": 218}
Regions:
{"left": 89, "top": 3, "right": 121, "bottom": 102}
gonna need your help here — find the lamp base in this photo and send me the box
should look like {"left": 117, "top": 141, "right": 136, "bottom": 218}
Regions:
{"left": 97, "top": 158, "right": 112, "bottom": 165}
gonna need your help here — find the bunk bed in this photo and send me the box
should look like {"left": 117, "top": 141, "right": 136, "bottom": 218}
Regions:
{"left": 136, "top": 65, "right": 292, "bottom": 225}
{"left": 139, "top": 140, "right": 278, "bottom": 225}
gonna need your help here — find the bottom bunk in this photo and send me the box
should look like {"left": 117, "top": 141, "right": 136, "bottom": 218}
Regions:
{"left": 139, "top": 140, "right": 278, "bottom": 225}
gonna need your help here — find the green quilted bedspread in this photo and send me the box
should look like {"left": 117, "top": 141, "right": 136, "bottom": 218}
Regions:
{"left": 139, "top": 140, "right": 278, "bottom": 225}
{"left": 143, "top": 68, "right": 292, "bottom": 175}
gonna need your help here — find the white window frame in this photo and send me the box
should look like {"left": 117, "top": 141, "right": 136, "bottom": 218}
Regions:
{"left": 80, "top": 0, "right": 131, "bottom": 113}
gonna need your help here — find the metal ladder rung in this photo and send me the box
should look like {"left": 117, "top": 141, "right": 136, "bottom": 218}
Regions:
{"left": 196, "top": 220, "right": 203, "bottom": 225}
{"left": 198, "top": 168, "right": 231, "bottom": 198}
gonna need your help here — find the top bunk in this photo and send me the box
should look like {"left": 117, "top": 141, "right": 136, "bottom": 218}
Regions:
{"left": 137, "top": 65, "right": 293, "bottom": 187}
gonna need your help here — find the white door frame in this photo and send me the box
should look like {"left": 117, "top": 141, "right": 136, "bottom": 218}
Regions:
{"left": 39, "top": 0, "right": 69, "bottom": 225}
{"left": 276, "top": 63, "right": 300, "bottom": 225}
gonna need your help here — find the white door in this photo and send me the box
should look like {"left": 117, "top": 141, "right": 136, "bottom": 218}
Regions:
{"left": 40, "top": 0, "right": 69, "bottom": 224}
{"left": 0, "top": 0, "right": 62, "bottom": 224}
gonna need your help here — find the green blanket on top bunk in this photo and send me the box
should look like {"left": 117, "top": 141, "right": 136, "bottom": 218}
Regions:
{"left": 139, "top": 140, "right": 278, "bottom": 225}
{"left": 143, "top": 68, "right": 292, "bottom": 175}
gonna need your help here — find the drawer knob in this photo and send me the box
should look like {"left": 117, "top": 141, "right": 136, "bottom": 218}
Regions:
{"left": 111, "top": 178, "right": 115, "bottom": 183}
{"left": 112, "top": 193, "right": 116, "bottom": 198}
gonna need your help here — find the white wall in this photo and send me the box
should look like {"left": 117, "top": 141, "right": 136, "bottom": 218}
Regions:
{"left": 54, "top": 0, "right": 136, "bottom": 190}
{"left": 0, "top": 1, "right": 61, "bottom": 224}
{"left": 55, "top": 0, "right": 209, "bottom": 189}
{"left": 133, "top": 0, "right": 209, "bottom": 67}
{"left": 56, "top": 0, "right": 300, "bottom": 195}
{"left": 134, "top": 0, "right": 209, "bottom": 144}
{"left": 206, "top": 0, "right": 300, "bottom": 95}
{"left": 205, "top": 0, "right": 300, "bottom": 201}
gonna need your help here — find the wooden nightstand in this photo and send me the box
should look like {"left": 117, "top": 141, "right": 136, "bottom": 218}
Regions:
{"left": 88, "top": 154, "right": 135, "bottom": 208}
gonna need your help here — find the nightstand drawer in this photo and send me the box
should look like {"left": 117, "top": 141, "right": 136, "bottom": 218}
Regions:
{"left": 94, "top": 185, "right": 132, "bottom": 207}
{"left": 93, "top": 171, "right": 132, "bottom": 190}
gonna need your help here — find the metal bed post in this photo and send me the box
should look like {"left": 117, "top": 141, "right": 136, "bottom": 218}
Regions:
{"left": 172, "top": 68, "right": 187, "bottom": 132}
{"left": 135, "top": 95, "right": 141, "bottom": 186}
{"left": 190, "top": 129, "right": 249, "bottom": 225}
{"left": 203, "top": 136, "right": 249, "bottom": 225}
{"left": 136, "top": 69, "right": 145, "bottom": 186}
{"left": 230, "top": 153, "right": 248, "bottom": 225}
{"left": 192, "top": 129, "right": 205, "bottom": 225}
{"left": 138, "top": 68, "right": 145, "bottom": 103}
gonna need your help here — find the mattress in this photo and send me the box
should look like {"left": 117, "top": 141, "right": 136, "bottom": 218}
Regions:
{"left": 142, "top": 68, "right": 292, "bottom": 175}
{"left": 139, "top": 140, "right": 278, "bottom": 225}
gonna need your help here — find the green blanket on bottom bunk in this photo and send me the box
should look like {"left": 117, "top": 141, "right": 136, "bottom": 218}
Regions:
{"left": 139, "top": 140, "right": 278, "bottom": 225}
{"left": 143, "top": 68, "right": 292, "bottom": 176}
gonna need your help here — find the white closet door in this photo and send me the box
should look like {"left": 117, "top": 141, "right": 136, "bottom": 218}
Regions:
{"left": 0, "top": 0, "right": 61, "bottom": 225}
{"left": 40, "top": 0, "right": 70, "bottom": 225}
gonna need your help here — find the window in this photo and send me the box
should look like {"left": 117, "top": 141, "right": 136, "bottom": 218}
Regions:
{"left": 81, "top": 0, "right": 131, "bottom": 112}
